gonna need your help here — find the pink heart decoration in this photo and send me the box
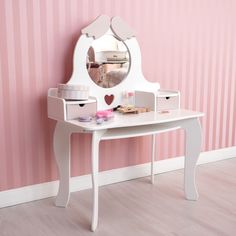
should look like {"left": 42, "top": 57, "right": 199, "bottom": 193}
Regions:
{"left": 104, "top": 94, "right": 114, "bottom": 105}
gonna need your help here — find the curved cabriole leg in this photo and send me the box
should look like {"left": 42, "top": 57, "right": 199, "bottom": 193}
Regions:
{"left": 91, "top": 130, "right": 106, "bottom": 232}
{"left": 53, "top": 121, "right": 72, "bottom": 207}
{"left": 182, "top": 118, "right": 202, "bottom": 200}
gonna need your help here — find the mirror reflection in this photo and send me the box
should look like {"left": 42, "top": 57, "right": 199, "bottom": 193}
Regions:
{"left": 86, "top": 33, "right": 130, "bottom": 88}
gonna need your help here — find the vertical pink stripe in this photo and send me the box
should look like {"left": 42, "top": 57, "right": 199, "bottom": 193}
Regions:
{"left": 26, "top": 0, "right": 41, "bottom": 184}
{"left": 0, "top": 46, "right": 8, "bottom": 190}
{"left": 220, "top": 14, "right": 231, "bottom": 148}
{"left": 0, "top": 0, "right": 8, "bottom": 190}
{"left": 70, "top": 0, "right": 81, "bottom": 30}
{"left": 11, "top": 0, "right": 28, "bottom": 186}
{"left": 160, "top": 1, "right": 169, "bottom": 159}
{"left": 218, "top": 36, "right": 227, "bottom": 149}
{"left": 227, "top": 33, "right": 236, "bottom": 147}
{"left": 33, "top": 0, "right": 47, "bottom": 184}
{"left": 207, "top": 13, "right": 218, "bottom": 151}
{"left": 4, "top": 0, "right": 23, "bottom": 187}
{"left": 40, "top": 0, "right": 53, "bottom": 181}
{"left": 210, "top": 15, "right": 220, "bottom": 150}
{"left": 176, "top": 0, "right": 185, "bottom": 157}
{"left": 214, "top": 17, "right": 225, "bottom": 150}
{"left": 18, "top": 0, "right": 34, "bottom": 185}
{"left": 202, "top": 1, "right": 213, "bottom": 151}
{"left": 231, "top": 52, "right": 236, "bottom": 146}
{"left": 173, "top": 0, "right": 183, "bottom": 157}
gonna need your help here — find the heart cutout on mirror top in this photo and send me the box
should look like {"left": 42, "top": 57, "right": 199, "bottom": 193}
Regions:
{"left": 104, "top": 94, "right": 114, "bottom": 105}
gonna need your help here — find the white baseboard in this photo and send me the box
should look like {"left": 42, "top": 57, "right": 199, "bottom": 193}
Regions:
{"left": 0, "top": 146, "right": 235, "bottom": 208}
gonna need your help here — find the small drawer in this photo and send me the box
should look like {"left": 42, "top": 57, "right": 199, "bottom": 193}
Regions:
{"left": 66, "top": 101, "right": 97, "bottom": 120}
{"left": 156, "top": 90, "right": 180, "bottom": 111}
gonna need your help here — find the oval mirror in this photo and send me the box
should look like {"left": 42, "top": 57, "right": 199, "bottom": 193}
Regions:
{"left": 86, "top": 33, "right": 130, "bottom": 88}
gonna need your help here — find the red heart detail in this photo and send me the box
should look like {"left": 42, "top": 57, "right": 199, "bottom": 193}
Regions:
{"left": 104, "top": 94, "right": 114, "bottom": 105}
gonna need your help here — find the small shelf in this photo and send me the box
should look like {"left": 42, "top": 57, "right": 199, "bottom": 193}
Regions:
{"left": 102, "top": 124, "right": 180, "bottom": 140}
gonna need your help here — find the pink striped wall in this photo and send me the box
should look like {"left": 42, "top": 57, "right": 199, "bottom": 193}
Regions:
{"left": 0, "top": 0, "right": 235, "bottom": 191}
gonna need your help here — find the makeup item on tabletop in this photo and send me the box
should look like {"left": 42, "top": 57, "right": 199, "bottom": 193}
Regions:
{"left": 96, "top": 118, "right": 104, "bottom": 125}
{"left": 96, "top": 110, "right": 114, "bottom": 120}
{"left": 117, "top": 105, "right": 136, "bottom": 114}
{"left": 122, "top": 91, "right": 135, "bottom": 107}
{"left": 78, "top": 116, "right": 92, "bottom": 122}
{"left": 117, "top": 105, "right": 150, "bottom": 114}
{"left": 159, "top": 110, "right": 170, "bottom": 114}
{"left": 95, "top": 110, "right": 114, "bottom": 124}
{"left": 58, "top": 84, "right": 89, "bottom": 100}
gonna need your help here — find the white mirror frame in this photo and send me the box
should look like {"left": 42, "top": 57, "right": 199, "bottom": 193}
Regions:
{"left": 68, "top": 15, "right": 160, "bottom": 110}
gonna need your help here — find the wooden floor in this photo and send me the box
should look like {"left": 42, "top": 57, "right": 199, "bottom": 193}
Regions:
{"left": 0, "top": 158, "right": 236, "bottom": 236}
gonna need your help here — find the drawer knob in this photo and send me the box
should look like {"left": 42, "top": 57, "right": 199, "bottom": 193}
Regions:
{"left": 165, "top": 97, "right": 170, "bottom": 100}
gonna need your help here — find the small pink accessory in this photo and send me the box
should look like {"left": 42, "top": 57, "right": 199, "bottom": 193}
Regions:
{"left": 96, "top": 110, "right": 114, "bottom": 120}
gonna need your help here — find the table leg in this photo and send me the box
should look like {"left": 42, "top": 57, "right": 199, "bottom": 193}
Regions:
{"left": 91, "top": 130, "right": 106, "bottom": 232}
{"left": 182, "top": 118, "right": 202, "bottom": 200}
{"left": 53, "top": 122, "right": 72, "bottom": 207}
{"left": 151, "top": 134, "right": 156, "bottom": 184}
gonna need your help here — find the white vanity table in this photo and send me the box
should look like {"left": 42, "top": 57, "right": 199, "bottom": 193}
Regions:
{"left": 48, "top": 15, "right": 203, "bottom": 232}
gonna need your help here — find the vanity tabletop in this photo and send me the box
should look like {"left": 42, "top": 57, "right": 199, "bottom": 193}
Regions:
{"left": 67, "top": 109, "right": 204, "bottom": 132}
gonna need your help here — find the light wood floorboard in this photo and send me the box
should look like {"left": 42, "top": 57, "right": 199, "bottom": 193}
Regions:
{"left": 0, "top": 158, "right": 236, "bottom": 236}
